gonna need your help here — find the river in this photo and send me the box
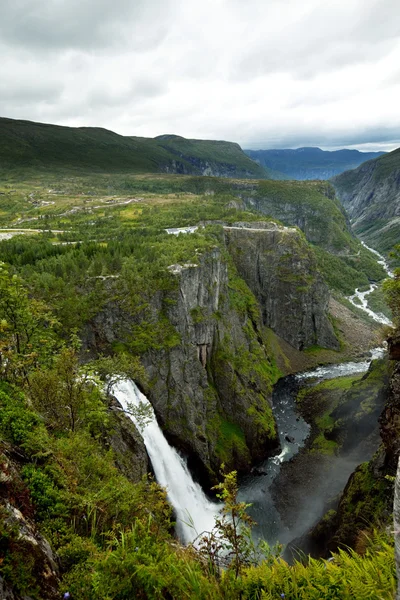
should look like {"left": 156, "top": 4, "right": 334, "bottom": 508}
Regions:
{"left": 112, "top": 241, "right": 392, "bottom": 548}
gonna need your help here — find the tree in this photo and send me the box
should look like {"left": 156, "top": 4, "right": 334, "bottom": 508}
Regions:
{"left": 29, "top": 344, "right": 107, "bottom": 433}
{"left": 195, "top": 467, "right": 280, "bottom": 581}
{"left": 383, "top": 257, "right": 400, "bottom": 328}
{"left": 0, "top": 262, "right": 58, "bottom": 383}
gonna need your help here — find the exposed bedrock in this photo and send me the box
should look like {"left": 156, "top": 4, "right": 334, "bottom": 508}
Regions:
{"left": 224, "top": 223, "right": 339, "bottom": 351}
{"left": 84, "top": 224, "right": 339, "bottom": 482}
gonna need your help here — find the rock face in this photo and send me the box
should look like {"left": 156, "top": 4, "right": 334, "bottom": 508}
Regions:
{"left": 107, "top": 398, "right": 149, "bottom": 482}
{"left": 0, "top": 445, "right": 60, "bottom": 599}
{"left": 84, "top": 224, "right": 338, "bottom": 482}
{"left": 332, "top": 149, "right": 400, "bottom": 253}
{"left": 163, "top": 157, "right": 259, "bottom": 179}
{"left": 154, "top": 135, "right": 272, "bottom": 179}
{"left": 233, "top": 181, "right": 354, "bottom": 253}
{"left": 224, "top": 223, "right": 339, "bottom": 350}
{"left": 142, "top": 246, "right": 280, "bottom": 481}
{"left": 379, "top": 360, "right": 400, "bottom": 469}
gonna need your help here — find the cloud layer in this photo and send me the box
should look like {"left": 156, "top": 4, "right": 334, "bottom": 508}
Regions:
{"left": 1, "top": 0, "right": 400, "bottom": 150}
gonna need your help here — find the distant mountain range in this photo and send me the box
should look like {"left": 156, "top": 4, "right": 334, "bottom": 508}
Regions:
{"left": 332, "top": 147, "right": 400, "bottom": 255}
{"left": 244, "top": 147, "right": 385, "bottom": 180}
{"left": 0, "top": 117, "right": 285, "bottom": 180}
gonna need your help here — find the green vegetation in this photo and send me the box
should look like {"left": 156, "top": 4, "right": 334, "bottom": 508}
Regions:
{"left": 297, "top": 359, "right": 388, "bottom": 456}
{"left": 383, "top": 246, "right": 400, "bottom": 327}
{"left": 333, "top": 147, "right": 400, "bottom": 258}
{"left": 0, "top": 129, "right": 396, "bottom": 597}
{"left": 214, "top": 418, "right": 250, "bottom": 466}
{"left": 313, "top": 245, "right": 386, "bottom": 295}
{"left": 0, "top": 117, "right": 274, "bottom": 180}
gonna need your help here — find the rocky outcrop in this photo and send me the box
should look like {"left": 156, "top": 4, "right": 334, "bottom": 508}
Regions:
{"left": 84, "top": 224, "right": 339, "bottom": 482}
{"left": 0, "top": 445, "right": 60, "bottom": 599}
{"left": 332, "top": 149, "right": 400, "bottom": 253}
{"left": 142, "top": 247, "right": 280, "bottom": 481}
{"left": 107, "top": 398, "right": 149, "bottom": 482}
{"left": 224, "top": 222, "right": 339, "bottom": 350}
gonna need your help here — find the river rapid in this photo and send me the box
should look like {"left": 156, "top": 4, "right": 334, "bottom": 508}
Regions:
{"left": 237, "top": 241, "right": 393, "bottom": 548}
{"left": 113, "top": 241, "right": 392, "bottom": 549}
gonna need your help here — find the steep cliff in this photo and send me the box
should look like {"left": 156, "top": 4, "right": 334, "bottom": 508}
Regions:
{"left": 84, "top": 223, "right": 338, "bottom": 482}
{"left": 224, "top": 223, "right": 339, "bottom": 350}
{"left": 154, "top": 135, "right": 277, "bottom": 179}
{"left": 332, "top": 148, "right": 400, "bottom": 255}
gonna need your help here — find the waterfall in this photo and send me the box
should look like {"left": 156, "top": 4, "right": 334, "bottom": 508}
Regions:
{"left": 111, "top": 379, "right": 220, "bottom": 545}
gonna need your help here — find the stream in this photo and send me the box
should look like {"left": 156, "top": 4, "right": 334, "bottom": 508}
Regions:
{"left": 112, "top": 241, "right": 392, "bottom": 549}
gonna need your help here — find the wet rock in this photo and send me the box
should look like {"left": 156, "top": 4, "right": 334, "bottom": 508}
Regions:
{"left": 250, "top": 467, "right": 267, "bottom": 476}
{"left": 285, "top": 435, "right": 295, "bottom": 443}
{"left": 107, "top": 397, "right": 149, "bottom": 482}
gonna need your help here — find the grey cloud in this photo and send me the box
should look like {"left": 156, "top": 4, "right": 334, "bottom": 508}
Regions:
{"left": 241, "top": 125, "right": 400, "bottom": 151}
{"left": 86, "top": 78, "right": 167, "bottom": 108}
{"left": 0, "top": 0, "right": 173, "bottom": 52}
{"left": 229, "top": 0, "right": 400, "bottom": 81}
{"left": 0, "top": 80, "right": 63, "bottom": 104}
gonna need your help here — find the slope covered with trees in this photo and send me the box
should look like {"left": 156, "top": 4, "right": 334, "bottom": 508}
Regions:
{"left": 0, "top": 117, "right": 279, "bottom": 180}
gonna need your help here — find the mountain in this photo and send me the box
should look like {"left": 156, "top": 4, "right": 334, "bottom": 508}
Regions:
{"left": 148, "top": 134, "right": 286, "bottom": 179}
{"left": 244, "top": 147, "right": 385, "bottom": 180}
{"left": 332, "top": 147, "right": 400, "bottom": 255}
{"left": 0, "top": 116, "right": 283, "bottom": 180}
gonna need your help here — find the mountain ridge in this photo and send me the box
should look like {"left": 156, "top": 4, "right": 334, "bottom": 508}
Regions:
{"left": 0, "top": 116, "right": 285, "bottom": 180}
{"left": 332, "top": 147, "right": 400, "bottom": 256}
{"left": 244, "top": 146, "right": 386, "bottom": 180}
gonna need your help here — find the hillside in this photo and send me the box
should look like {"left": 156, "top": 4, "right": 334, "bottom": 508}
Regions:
{"left": 0, "top": 163, "right": 394, "bottom": 598}
{"left": 0, "top": 117, "right": 277, "bottom": 180}
{"left": 149, "top": 134, "right": 286, "bottom": 179}
{"left": 245, "top": 147, "right": 385, "bottom": 180}
{"left": 332, "top": 147, "right": 400, "bottom": 255}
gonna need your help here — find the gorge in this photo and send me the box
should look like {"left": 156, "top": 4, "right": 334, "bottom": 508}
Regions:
{"left": 0, "top": 125, "right": 398, "bottom": 598}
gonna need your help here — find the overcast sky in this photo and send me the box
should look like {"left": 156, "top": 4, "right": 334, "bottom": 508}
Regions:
{"left": 1, "top": 0, "right": 400, "bottom": 151}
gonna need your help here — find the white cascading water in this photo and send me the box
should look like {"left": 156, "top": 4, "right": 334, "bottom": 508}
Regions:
{"left": 110, "top": 241, "right": 393, "bottom": 548}
{"left": 347, "top": 242, "right": 394, "bottom": 326}
{"left": 361, "top": 241, "right": 395, "bottom": 278}
{"left": 111, "top": 379, "right": 220, "bottom": 544}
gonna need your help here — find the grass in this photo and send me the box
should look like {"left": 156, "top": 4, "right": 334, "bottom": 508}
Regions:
{"left": 0, "top": 116, "right": 272, "bottom": 180}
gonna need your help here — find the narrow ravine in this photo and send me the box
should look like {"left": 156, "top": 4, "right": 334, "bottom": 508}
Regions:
{"left": 239, "top": 242, "right": 393, "bottom": 548}
{"left": 114, "top": 241, "right": 392, "bottom": 551}
{"left": 237, "top": 346, "right": 384, "bottom": 546}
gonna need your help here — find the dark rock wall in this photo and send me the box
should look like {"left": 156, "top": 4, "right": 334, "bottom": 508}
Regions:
{"left": 224, "top": 224, "right": 339, "bottom": 350}
{"left": 83, "top": 225, "right": 338, "bottom": 482}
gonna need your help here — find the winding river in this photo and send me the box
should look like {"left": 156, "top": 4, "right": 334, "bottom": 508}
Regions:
{"left": 113, "top": 241, "right": 393, "bottom": 549}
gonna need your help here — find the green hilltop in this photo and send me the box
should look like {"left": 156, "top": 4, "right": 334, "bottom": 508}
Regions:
{"left": 0, "top": 117, "right": 284, "bottom": 180}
